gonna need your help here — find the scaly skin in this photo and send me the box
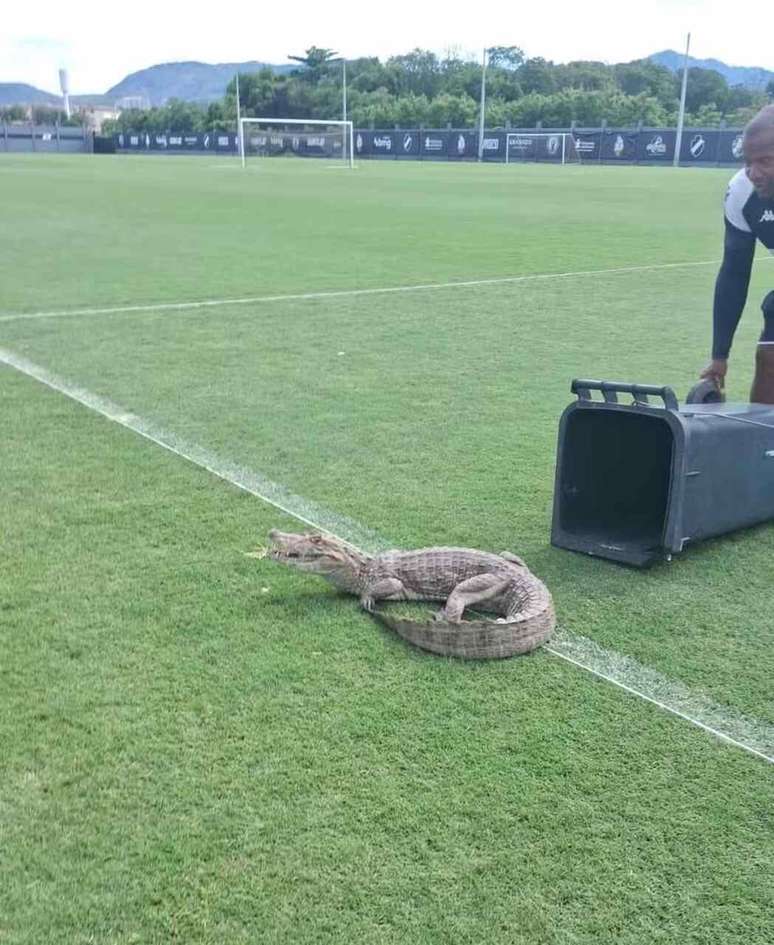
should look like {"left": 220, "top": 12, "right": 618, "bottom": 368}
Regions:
{"left": 266, "top": 529, "right": 552, "bottom": 625}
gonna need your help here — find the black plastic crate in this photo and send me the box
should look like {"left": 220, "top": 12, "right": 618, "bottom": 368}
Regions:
{"left": 552, "top": 379, "right": 774, "bottom": 566}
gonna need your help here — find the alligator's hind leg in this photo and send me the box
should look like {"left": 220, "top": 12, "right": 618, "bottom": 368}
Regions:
{"left": 499, "top": 551, "right": 527, "bottom": 568}
{"left": 441, "top": 574, "right": 511, "bottom": 623}
{"left": 360, "top": 577, "right": 409, "bottom": 613}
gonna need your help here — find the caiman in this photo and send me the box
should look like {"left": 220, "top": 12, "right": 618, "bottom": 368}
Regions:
{"left": 262, "top": 529, "right": 555, "bottom": 658}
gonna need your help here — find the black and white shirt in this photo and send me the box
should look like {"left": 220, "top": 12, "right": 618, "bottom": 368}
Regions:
{"left": 712, "top": 169, "right": 774, "bottom": 358}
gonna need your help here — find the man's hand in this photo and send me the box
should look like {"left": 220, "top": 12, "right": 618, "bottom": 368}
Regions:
{"left": 699, "top": 358, "right": 728, "bottom": 388}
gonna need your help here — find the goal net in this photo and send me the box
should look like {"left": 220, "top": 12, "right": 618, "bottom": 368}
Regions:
{"left": 505, "top": 132, "right": 581, "bottom": 165}
{"left": 239, "top": 118, "right": 354, "bottom": 168}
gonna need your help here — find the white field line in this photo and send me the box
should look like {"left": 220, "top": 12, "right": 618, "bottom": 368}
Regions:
{"left": 4, "top": 257, "right": 770, "bottom": 325}
{"left": 2, "top": 345, "right": 773, "bottom": 765}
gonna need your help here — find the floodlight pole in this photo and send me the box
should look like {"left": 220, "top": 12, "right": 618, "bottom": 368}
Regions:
{"left": 673, "top": 32, "right": 691, "bottom": 168}
{"left": 342, "top": 59, "right": 347, "bottom": 124}
{"left": 58, "top": 69, "right": 71, "bottom": 120}
{"left": 477, "top": 47, "right": 489, "bottom": 162}
{"left": 236, "top": 72, "right": 245, "bottom": 167}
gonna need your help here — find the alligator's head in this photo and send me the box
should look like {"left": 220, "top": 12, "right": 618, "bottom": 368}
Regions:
{"left": 267, "top": 529, "right": 369, "bottom": 593}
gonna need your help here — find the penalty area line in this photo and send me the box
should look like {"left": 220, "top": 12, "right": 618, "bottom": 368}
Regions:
{"left": 1, "top": 343, "right": 773, "bottom": 766}
{"left": 4, "top": 257, "right": 770, "bottom": 324}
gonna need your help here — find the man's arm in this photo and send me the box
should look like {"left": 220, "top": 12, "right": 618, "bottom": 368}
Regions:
{"left": 711, "top": 218, "right": 756, "bottom": 359}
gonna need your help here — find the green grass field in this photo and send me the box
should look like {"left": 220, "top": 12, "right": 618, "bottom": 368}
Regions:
{"left": 1, "top": 153, "right": 773, "bottom": 944}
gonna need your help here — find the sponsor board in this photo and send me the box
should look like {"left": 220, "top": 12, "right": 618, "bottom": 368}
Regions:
{"left": 637, "top": 130, "right": 676, "bottom": 162}
{"left": 111, "top": 126, "right": 746, "bottom": 164}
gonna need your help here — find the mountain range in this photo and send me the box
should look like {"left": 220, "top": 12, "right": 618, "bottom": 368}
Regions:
{"left": 0, "top": 61, "right": 292, "bottom": 108}
{"left": 649, "top": 50, "right": 773, "bottom": 91}
{"left": 1, "top": 52, "right": 771, "bottom": 109}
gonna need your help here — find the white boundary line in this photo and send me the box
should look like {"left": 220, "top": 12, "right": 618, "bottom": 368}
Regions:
{"left": 4, "top": 257, "right": 770, "bottom": 325}
{"left": 544, "top": 636, "right": 774, "bottom": 765}
{"left": 2, "top": 344, "right": 772, "bottom": 765}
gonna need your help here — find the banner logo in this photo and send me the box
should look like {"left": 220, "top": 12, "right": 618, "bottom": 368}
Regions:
{"left": 457, "top": 134, "right": 466, "bottom": 155}
{"left": 614, "top": 135, "right": 624, "bottom": 157}
{"left": 355, "top": 133, "right": 363, "bottom": 152}
{"left": 203, "top": 135, "right": 210, "bottom": 149}
{"left": 646, "top": 135, "right": 667, "bottom": 155}
{"left": 732, "top": 135, "right": 744, "bottom": 159}
{"left": 403, "top": 133, "right": 413, "bottom": 152}
{"left": 547, "top": 135, "right": 560, "bottom": 155}
{"left": 689, "top": 134, "right": 705, "bottom": 158}
{"left": 373, "top": 135, "right": 392, "bottom": 150}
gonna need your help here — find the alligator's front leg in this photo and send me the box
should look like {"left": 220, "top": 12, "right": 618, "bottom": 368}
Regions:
{"left": 360, "top": 577, "right": 410, "bottom": 613}
{"left": 441, "top": 574, "right": 512, "bottom": 623}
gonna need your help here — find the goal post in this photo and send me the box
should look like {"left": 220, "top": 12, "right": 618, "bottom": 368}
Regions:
{"left": 239, "top": 118, "right": 354, "bottom": 168}
{"left": 505, "top": 132, "right": 581, "bottom": 165}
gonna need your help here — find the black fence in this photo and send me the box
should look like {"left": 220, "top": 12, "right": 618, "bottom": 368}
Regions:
{"left": 112, "top": 126, "right": 747, "bottom": 166}
{"left": 1, "top": 124, "right": 91, "bottom": 153}
{"left": 115, "top": 131, "right": 238, "bottom": 153}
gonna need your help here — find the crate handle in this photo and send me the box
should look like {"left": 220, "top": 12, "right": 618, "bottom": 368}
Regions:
{"left": 571, "top": 379, "right": 679, "bottom": 411}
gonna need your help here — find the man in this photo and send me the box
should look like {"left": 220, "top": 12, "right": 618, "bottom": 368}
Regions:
{"left": 700, "top": 105, "right": 774, "bottom": 401}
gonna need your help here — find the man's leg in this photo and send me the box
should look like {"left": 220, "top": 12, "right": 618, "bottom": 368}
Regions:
{"left": 750, "top": 291, "right": 774, "bottom": 403}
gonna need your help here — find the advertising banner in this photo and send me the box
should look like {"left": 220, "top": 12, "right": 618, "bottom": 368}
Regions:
{"left": 637, "top": 130, "right": 677, "bottom": 162}
{"left": 420, "top": 132, "right": 449, "bottom": 158}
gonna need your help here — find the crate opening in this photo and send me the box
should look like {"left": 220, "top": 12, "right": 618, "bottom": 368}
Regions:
{"left": 557, "top": 410, "right": 674, "bottom": 555}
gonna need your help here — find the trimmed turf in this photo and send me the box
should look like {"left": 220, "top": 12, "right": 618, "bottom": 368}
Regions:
{"left": 2, "top": 367, "right": 773, "bottom": 945}
{"left": 1, "top": 153, "right": 773, "bottom": 943}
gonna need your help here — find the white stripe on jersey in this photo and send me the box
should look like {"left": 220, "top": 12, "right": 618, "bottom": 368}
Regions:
{"left": 724, "top": 168, "right": 754, "bottom": 233}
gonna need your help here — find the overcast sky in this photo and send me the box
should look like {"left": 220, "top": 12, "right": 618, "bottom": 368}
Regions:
{"left": 4, "top": 0, "right": 771, "bottom": 95}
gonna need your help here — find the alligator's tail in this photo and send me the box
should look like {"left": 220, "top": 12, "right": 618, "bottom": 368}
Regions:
{"left": 372, "top": 571, "right": 555, "bottom": 660}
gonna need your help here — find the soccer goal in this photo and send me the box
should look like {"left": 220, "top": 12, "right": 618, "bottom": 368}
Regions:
{"left": 505, "top": 132, "right": 580, "bottom": 165}
{"left": 239, "top": 118, "right": 354, "bottom": 168}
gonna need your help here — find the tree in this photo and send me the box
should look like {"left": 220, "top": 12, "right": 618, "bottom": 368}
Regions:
{"left": 687, "top": 103, "right": 723, "bottom": 127}
{"left": 723, "top": 85, "right": 756, "bottom": 114}
{"left": 348, "top": 58, "right": 390, "bottom": 93}
{"left": 613, "top": 60, "right": 678, "bottom": 107}
{"left": 441, "top": 53, "right": 482, "bottom": 100}
{"left": 555, "top": 61, "right": 614, "bottom": 92}
{"left": 386, "top": 49, "right": 442, "bottom": 98}
{"left": 487, "top": 46, "right": 525, "bottom": 70}
{"left": 684, "top": 67, "right": 728, "bottom": 115}
{"left": 425, "top": 93, "right": 477, "bottom": 127}
{"left": 161, "top": 98, "right": 207, "bottom": 132}
{"left": 517, "top": 58, "right": 558, "bottom": 95}
{"left": 31, "top": 105, "right": 72, "bottom": 125}
{"left": 1, "top": 105, "right": 28, "bottom": 122}
{"left": 226, "top": 69, "right": 279, "bottom": 118}
{"left": 287, "top": 47, "right": 339, "bottom": 82}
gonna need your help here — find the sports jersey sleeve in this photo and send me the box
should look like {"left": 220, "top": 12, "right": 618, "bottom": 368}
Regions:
{"left": 712, "top": 175, "right": 757, "bottom": 359}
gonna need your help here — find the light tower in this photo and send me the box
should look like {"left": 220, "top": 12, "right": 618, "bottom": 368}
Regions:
{"left": 59, "top": 69, "right": 71, "bottom": 119}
